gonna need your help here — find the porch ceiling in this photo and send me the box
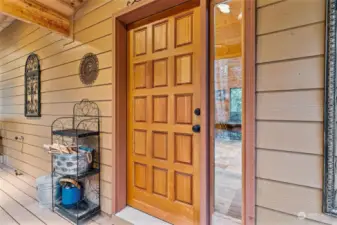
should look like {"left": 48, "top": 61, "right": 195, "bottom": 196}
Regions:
{"left": 0, "top": 0, "right": 87, "bottom": 36}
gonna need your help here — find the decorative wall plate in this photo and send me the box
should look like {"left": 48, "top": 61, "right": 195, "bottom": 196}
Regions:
{"left": 79, "top": 53, "right": 99, "bottom": 85}
{"left": 24, "top": 53, "right": 41, "bottom": 117}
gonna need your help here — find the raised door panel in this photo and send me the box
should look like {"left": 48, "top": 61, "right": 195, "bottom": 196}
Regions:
{"left": 153, "top": 131, "right": 168, "bottom": 160}
{"left": 153, "top": 95, "right": 168, "bottom": 123}
{"left": 134, "top": 63, "right": 147, "bottom": 89}
{"left": 134, "top": 97, "right": 147, "bottom": 122}
{"left": 153, "top": 167, "right": 168, "bottom": 197}
{"left": 153, "top": 58, "right": 168, "bottom": 87}
{"left": 175, "top": 133, "right": 193, "bottom": 165}
{"left": 134, "top": 130, "right": 147, "bottom": 156}
{"left": 134, "top": 163, "right": 147, "bottom": 190}
{"left": 176, "top": 54, "right": 193, "bottom": 85}
{"left": 134, "top": 28, "right": 147, "bottom": 56}
{"left": 153, "top": 21, "right": 168, "bottom": 52}
{"left": 175, "top": 172, "right": 193, "bottom": 205}
{"left": 175, "top": 94, "right": 193, "bottom": 124}
{"left": 175, "top": 13, "right": 193, "bottom": 47}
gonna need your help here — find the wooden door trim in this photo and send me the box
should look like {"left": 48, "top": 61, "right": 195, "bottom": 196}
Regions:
{"left": 199, "top": 0, "right": 210, "bottom": 224}
{"left": 242, "top": 1, "right": 256, "bottom": 224}
{"left": 209, "top": 0, "right": 256, "bottom": 225}
{"left": 111, "top": 1, "right": 210, "bottom": 224}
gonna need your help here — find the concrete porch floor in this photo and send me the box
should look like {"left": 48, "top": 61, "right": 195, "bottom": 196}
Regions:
{"left": 0, "top": 163, "right": 167, "bottom": 225}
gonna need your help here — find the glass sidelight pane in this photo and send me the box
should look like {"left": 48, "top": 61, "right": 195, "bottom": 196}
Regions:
{"left": 212, "top": 0, "right": 242, "bottom": 224}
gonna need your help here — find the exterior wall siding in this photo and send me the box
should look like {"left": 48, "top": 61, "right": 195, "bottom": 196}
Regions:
{"left": 0, "top": 0, "right": 333, "bottom": 223}
{"left": 255, "top": 0, "right": 332, "bottom": 224}
{"left": 0, "top": 0, "right": 131, "bottom": 215}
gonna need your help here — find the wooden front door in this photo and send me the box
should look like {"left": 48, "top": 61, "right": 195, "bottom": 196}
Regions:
{"left": 127, "top": 6, "right": 201, "bottom": 225}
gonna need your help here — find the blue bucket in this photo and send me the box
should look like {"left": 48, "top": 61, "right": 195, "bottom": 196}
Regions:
{"left": 61, "top": 184, "right": 81, "bottom": 207}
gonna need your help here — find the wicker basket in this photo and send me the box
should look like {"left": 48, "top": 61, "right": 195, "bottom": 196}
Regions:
{"left": 53, "top": 152, "right": 92, "bottom": 175}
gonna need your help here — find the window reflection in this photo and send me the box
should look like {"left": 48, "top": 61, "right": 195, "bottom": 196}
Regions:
{"left": 212, "top": 0, "right": 242, "bottom": 224}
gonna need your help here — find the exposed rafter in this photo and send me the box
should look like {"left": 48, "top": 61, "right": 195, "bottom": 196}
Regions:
{"left": 0, "top": 0, "right": 70, "bottom": 36}
{"left": 35, "top": 0, "right": 75, "bottom": 17}
{"left": 58, "top": 0, "right": 84, "bottom": 8}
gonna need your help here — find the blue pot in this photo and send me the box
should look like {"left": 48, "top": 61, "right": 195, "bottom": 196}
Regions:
{"left": 61, "top": 185, "right": 81, "bottom": 207}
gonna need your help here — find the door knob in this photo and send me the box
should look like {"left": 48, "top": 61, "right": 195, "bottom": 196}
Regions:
{"left": 192, "top": 125, "right": 200, "bottom": 133}
{"left": 194, "top": 108, "right": 201, "bottom": 116}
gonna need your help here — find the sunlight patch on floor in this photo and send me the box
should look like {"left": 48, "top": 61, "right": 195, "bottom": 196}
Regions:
{"left": 116, "top": 206, "right": 171, "bottom": 225}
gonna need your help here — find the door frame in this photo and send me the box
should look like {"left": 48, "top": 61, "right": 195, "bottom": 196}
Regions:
{"left": 111, "top": 0, "right": 210, "bottom": 224}
{"left": 209, "top": 0, "right": 256, "bottom": 225}
{"left": 111, "top": 0, "right": 256, "bottom": 224}
{"left": 242, "top": 1, "right": 256, "bottom": 224}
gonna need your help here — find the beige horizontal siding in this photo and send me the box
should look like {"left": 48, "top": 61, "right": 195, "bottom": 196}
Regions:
{"left": 0, "top": 123, "right": 112, "bottom": 150}
{"left": 0, "top": 101, "right": 112, "bottom": 117}
{"left": 257, "top": 149, "right": 322, "bottom": 189}
{"left": 3, "top": 139, "right": 51, "bottom": 161}
{"left": 257, "top": 121, "right": 323, "bottom": 155}
{"left": 257, "top": 0, "right": 284, "bottom": 8}
{"left": 0, "top": 33, "right": 61, "bottom": 67}
{"left": 257, "top": 90, "right": 323, "bottom": 121}
{"left": 256, "top": 1, "right": 326, "bottom": 223}
{"left": 0, "top": 21, "right": 38, "bottom": 51}
{"left": 257, "top": 56, "right": 324, "bottom": 91}
{"left": 0, "top": 132, "right": 113, "bottom": 183}
{"left": 3, "top": 147, "right": 51, "bottom": 172}
{"left": 256, "top": 207, "right": 326, "bottom": 225}
{"left": 41, "top": 86, "right": 112, "bottom": 104}
{"left": 42, "top": 52, "right": 112, "bottom": 81}
{"left": 0, "top": 0, "right": 131, "bottom": 215}
{"left": 257, "top": 22, "right": 324, "bottom": 63}
{"left": 0, "top": 68, "right": 24, "bottom": 82}
{"left": 257, "top": 179, "right": 337, "bottom": 225}
{"left": 257, "top": 179, "right": 321, "bottom": 216}
{"left": 0, "top": 29, "right": 51, "bottom": 60}
{"left": 0, "top": 114, "right": 112, "bottom": 133}
{"left": 0, "top": 70, "right": 112, "bottom": 97}
{"left": 0, "top": 23, "right": 112, "bottom": 75}
{"left": 257, "top": 0, "right": 325, "bottom": 35}
{"left": 42, "top": 68, "right": 111, "bottom": 92}
{"left": 5, "top": 156, "right": 46, "bottom": 178}
{"left": 74, "top": 1, "right": 113, "bottom": 33}
{"left": 41, "top": 36, "right": 112, "bottom": 70}
{"left": 75, "top": 0, "right": 111, "bottom": 19}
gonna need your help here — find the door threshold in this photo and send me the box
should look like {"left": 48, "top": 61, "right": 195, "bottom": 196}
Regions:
{"left": 116, "top": 206, "right": 171, "bottom": 225}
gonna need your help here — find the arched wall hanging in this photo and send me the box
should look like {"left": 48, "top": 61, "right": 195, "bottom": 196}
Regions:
{"left": 24, "top": 53, "right": 41, "bottom": 117}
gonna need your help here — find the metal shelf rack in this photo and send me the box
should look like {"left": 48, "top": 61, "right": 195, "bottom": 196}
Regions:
{"left": 51, "top": 99, "right": 101, "bottom": 224}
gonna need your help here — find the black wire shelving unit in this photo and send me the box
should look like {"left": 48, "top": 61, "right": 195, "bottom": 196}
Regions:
{"left": 51, "top": 99, "right": 101, "bottom": 224}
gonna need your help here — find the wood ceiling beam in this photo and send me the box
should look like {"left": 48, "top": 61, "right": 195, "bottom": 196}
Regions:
{"left": 34, "top": 0, "right": 75, "bottom": 17}
{"left": 57, "top": 0, "right": 75, "bottom": 8}
{"left": 0, "top": 0, "right": 70, "bottom": 36}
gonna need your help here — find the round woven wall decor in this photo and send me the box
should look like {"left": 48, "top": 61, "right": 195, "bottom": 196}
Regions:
{"left": 79, "top": 53, "right": 99, "bottom": 85}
